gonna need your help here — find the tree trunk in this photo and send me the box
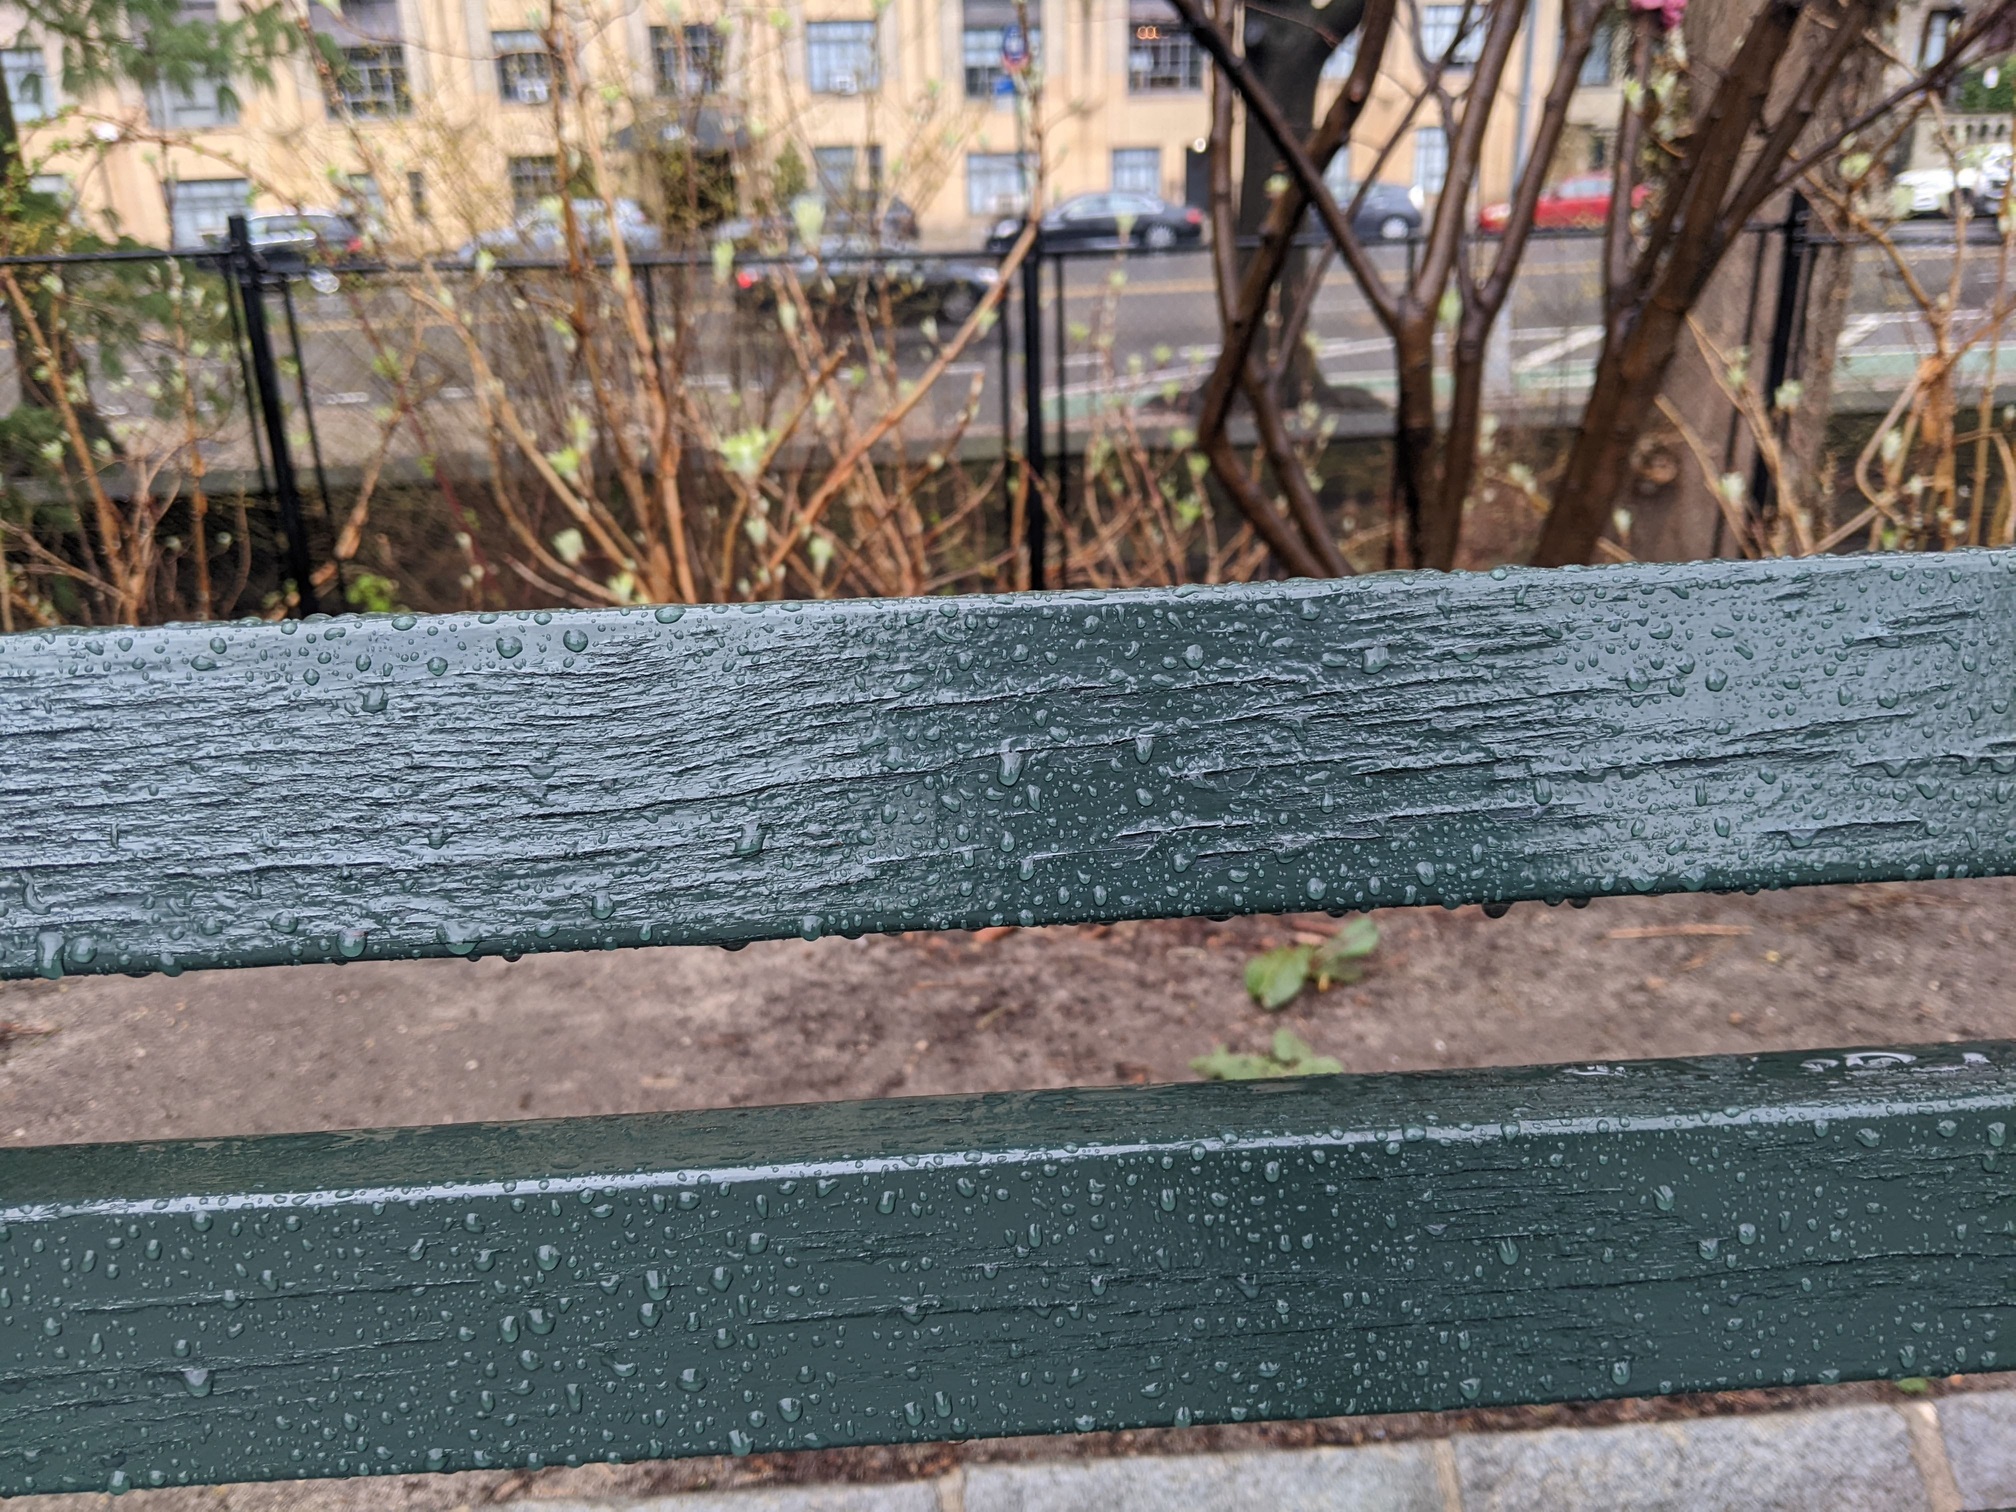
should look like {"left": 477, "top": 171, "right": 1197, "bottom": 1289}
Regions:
{"left": 1424, "top": 312, "right": 1492, "bottom": 569}
{"left": 1774, "top": 42, "right": 1884, "bottom": 543}
{"left": 1614, "top": 0, "right": 1769, "bottom": 562}
{"left": 1777, "top": 226, "right": 1854, "bottom": 530}
{"left": 1532, "top": 0, "right": 1859, "bottom": 565}
{"left": 1535, "top": 300, "right": 1697, "bottom": 563}
{"left": 1236, "top": 0, "right": 1361, "bottom": 396}
{"left": 1389, "top": 318, "right": 1439, "bottom": 566}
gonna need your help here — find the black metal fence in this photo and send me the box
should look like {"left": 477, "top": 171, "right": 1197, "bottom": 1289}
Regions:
{"left": 0, "top": 205, "right": 2008, "bottom": 618}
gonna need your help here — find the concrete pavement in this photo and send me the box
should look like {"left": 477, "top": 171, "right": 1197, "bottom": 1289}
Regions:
{"left": 518, "top": 1392, "right": 2016, "bottom": 1512}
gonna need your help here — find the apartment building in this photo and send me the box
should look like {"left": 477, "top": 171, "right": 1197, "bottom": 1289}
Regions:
{"left": 1892, "top": 0, "right": 2009, "bottom": 169}
{"left": 1315, "top": 0, "right": 1566, "bottom": 213}
{"left": 0, "top": 0, "right": 1566, "bottom": 248}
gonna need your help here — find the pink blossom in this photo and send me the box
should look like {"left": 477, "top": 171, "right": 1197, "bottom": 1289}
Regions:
{"left": 1630, "top": 0, "right": 1686, "bottom": 28}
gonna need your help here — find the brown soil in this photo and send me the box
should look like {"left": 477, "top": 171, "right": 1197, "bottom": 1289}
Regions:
{"left": 7, "top": 876, "right": 2013, "bottom": 1508}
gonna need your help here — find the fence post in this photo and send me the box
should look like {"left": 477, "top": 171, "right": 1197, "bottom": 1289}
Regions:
{"left": 226, "top": 214, "right": 319, "bottom": 616}
{"left": 278, "top": 276, "right": 343, "bottom": 608}
{"left": 1052, "top": 250, "right": 1068, "bottom": 556}
{"left": 998, "top": 262, "right": 1014, "bottom": 564}
{"left": 219, "top": 251, "right": 272, "bottom": 499}
{"left": 1750, "top": 192, "right": 1811, "bottom": 520}
{"left": 1021, "top": 244, "right": 1047, "bottom": 590}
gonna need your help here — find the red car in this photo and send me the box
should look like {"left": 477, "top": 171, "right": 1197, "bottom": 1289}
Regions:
{"left": 1477, "top": 175, "right": 1648, "bottom": 234}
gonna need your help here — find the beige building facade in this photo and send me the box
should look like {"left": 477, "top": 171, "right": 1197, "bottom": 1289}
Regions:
{"left": 0, "top": 0, "right": 1568, "bottom": 248}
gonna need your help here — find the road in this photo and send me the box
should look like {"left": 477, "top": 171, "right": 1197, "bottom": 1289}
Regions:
{"left": 7, "top": 222, "right": 2011, "bottom": 476}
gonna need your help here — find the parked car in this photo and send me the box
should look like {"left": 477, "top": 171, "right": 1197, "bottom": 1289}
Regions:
{"left": 986, "top": 192, "right": 1205, "bottom": 254}
{"left": 1894, "top": 146, "right": 2010, "bottom": 217}
{"left": 203, "top": 212, "right": 362, "bottom": 292}
{"left": 1894, "top": 166, "right": 1971, "bottom": 217}
{"left": 827, "top": 195, "right": 919, "bottom": 245}
{"left": 1348, "top": 181, "right": 1425, "bottom": 241}
{"left": 733, "top": 237, "right": 999, "bottom": 325}
{"left": 1979, "top": 148, "right": 2012, "bottom": 215}
{"left": 714, "top": 195, "right": 920, "bottom": 254}
{"left": 1298, "top": 181, "right": 1424, "bottom": 242}
{"left": 457, "top": 198, "right": 664, "bottom": 260}
{"left": 1476, "top": 175, "right": 1648, "bottom": 234}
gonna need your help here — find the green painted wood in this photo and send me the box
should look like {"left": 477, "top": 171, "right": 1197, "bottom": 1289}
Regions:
{"left": 3, "top": 551, "right": 2015, "bottom": 980}
{"left": 1, "top": 1041, "right": 2013, "bottom": 1493}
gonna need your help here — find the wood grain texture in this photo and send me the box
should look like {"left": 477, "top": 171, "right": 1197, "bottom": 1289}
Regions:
{"left": 4, "top": 551, "right": 2014, "bottom": 980}
{"left": 1, "top": 1041, "right": 2012, "bottom": 1493}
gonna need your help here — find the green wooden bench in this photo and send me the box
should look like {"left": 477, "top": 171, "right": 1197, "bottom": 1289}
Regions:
{"left": 2, "top": 550, "right": 2014, "bottom": 1495}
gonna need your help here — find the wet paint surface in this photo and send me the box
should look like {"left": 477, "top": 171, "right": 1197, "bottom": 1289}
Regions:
{"left": 3, "top": 551, "right": 2014, "bottom": 980}
{"left": 0, "top": 1043, "right": 2011, "bottom": 1492}
{"left": 4, "top": 552, "right": 2015, "bottom": 1491}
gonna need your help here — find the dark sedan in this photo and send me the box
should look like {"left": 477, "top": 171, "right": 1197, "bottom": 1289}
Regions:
{"left": 986, "top": 192, "right": 1205, "bottom": 254}
{"left": 734, "top": 238, "right": 999, "bottom": 325}
{"left": 1296, "top": 181, "right": 1423, "bottom": 243}
{"left": 1346, "top": 181, "right": 1422, "bottom": 241}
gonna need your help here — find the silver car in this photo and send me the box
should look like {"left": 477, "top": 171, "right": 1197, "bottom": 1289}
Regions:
{"left": 458, "top": 198, "right": 664, "bottom": 260}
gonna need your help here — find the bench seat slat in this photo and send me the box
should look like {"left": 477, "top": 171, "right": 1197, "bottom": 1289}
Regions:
{"left": 4, "top": 551, "right": 2014, "bottom": 980}
{"left": 1, "top": 1043, "right": 2012, "bottom": 1493}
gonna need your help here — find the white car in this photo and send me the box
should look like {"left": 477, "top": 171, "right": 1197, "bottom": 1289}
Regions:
{"left": 1976, "top": 146, "right": 2011, "bottom": 214}
{"left": 1894, "top": 147, "right": 2011, "bottom": 218}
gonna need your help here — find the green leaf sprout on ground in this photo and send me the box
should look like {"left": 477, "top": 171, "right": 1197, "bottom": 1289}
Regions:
{"left": 1191, "top": 1030, "right": 1343, "bottom": 1082}
{"left": 1243, "top": 916, "right": 1380, "bottom": 1010}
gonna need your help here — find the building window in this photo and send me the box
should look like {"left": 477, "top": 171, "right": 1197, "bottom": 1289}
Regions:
{"left": 494, "top": 30, "right": 553, "bottom": 105}
{"left": 1112, "top": 147, "right": 1161, "bottom": 195}
{"left": 166, "top": 177, "right": 249, "bottom": 247}
{"left": 963, "top": 26, "right": 1039, "bottom": 98}
{"left": 142, "top": 3, "right": 238, "bottom": 127}
{"left": 1920, "top": 8, "right": 1960, "bottom": 67}
{"left": 1128, "top": 6, "right": 1203, "bottom": 93}
{"left": 1413, "top": 126, "right": 1448, "bottom": 195}
{"left": 1421, "top": 4, "right": 1483, "bottom": 67}
{"left": 331, "top": 44, "right": 410, "bottom": 117}
{"left": 813, "top": 145, "right": 859, "bottom": 200}
{"left": 1577, "top": 13, "right": 1620, "bottom": 85}
{"left": 341, "top": 172, "right": 386, "bottom": 230}
{"left": 813, "top": 145, "right": 884, "bottom": 212}
{"left": 148, "top": 75, "right": 238, "bottom": 128}
{"left": 1, "top": 46, "right": 52, "bottom": 122}
{"left": 806, "top": 21, "right": 878, "bottom": 94}
{"left": 407, "top": 169, "right": 429, "bottom": 222}
{"left": 1319, "top": 34, "right": 1358, "bottom": 80}
{"left": 652, "top": 24, "right": 723, "bottom": 95}
{"left": 509, "top": 154, "right": 560, "bottom": 214}
{"left": 967, "top": 151, "right": 1032, "bottom": 216}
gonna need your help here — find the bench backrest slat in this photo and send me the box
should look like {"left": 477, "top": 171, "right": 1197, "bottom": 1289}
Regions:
{"left": 5, "top": 551, "right": 2013, "bottom": 981}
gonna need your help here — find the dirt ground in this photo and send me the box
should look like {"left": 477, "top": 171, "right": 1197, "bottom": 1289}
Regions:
{"left": 6, "top": 876, "right": 2015, "bottom": 1509}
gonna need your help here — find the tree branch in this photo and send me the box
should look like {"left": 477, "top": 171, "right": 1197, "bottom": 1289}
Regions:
{"left": 1604, "top": 14, "right": 1656, "bottom": 304}
{"left": 1410, "top": 0, "right": 1528, "bottom": 307}
{"left": 1189, "top": 0, "right": 1399, "bottom": 452}
{"left": 1479, "top": 0, "right": 1604, "bottom": 311}
{"left": 1163, "top": 0, "right": 1396, "bottom": 324}
{"left": 1766, "top": 1, "right": 2016, "bottom": 200}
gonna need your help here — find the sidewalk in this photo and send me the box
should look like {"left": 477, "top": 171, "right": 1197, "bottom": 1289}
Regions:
{"left": 522, "top": 1392, "right": 2016, "bottom": 1512}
